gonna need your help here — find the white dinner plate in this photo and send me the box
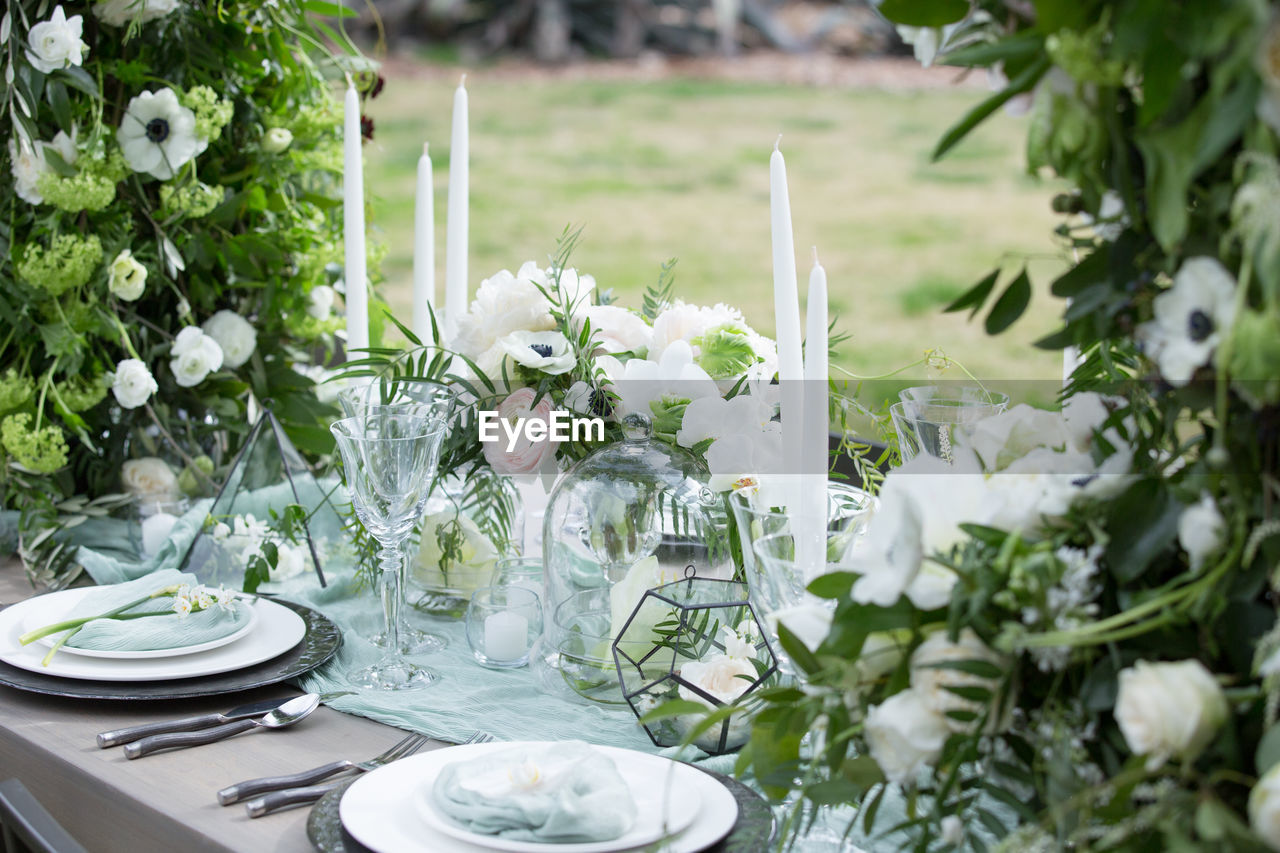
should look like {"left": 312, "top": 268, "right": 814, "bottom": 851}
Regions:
{"left": 414, "top": 743, "right": 700, "bottom": 853}
{"left": 21, "top": 592, "right": 259, "bottom": 659}
{"left": 340, "top": 742, "right": 739, "bottom": 853}
{"left": 0, "top": 588, "right": 305, "bottom": 681}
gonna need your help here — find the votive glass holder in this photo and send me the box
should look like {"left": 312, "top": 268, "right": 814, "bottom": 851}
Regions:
{"left": 465, "top": 586, "right": 543, "bottom": 669}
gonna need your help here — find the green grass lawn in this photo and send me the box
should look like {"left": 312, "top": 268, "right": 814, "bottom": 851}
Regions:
{"left": 363, "top": 68, "right": 1069, "bottom": 407}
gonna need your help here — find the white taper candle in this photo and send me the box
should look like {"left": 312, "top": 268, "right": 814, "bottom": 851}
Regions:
{"left": 342, "top": 78, "right": 369, "bottom": 355}
{"left": 412, "top": 142, "right": 436, "bottom": 342}
{"left": 444, "top": 75, "right": 469, "bottom": 337}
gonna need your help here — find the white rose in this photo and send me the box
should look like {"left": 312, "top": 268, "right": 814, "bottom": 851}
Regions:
{"left": 108, "top": 249, "right": 147, "bottom": 301}
{"left": 1178, "top": 492, "right": 1226, "bottom": 572}
{"left": 121, "top": 457, "right": 179, "bottom": 501}
{"left": 201, "top": 310, "right": 256, "bottom": 369}
{"left": 498, "top": 330, "right": 576, "bottom": 375}
{"left": 308, "top": 284, "right": 335, "bottom": 320}
{"left": 1251, "top": 764, "right": 1280, "bottom": 851}
{"left": 262, "top": 127, "right": 293, "bottom": 154}
{"left": 577, "top": 305, "right": 653, "bottom": 355}
{"left": 1114, "top": 659, "right": 1228, "bottom": 770}
{"left": 864, "top": 688, "right": 951, "bottom": 786}
{"left": 92, "top": 0, "right": 179, "bottom": 27}
{"left": 27, "top": 6, "right": 88, "bottom": 74}
{"left": 170, "top": 326, "right": 224, "bottom": 388}
{"left": 678, "top": 654, "right": 757, "bottom": 707}
{"left": 110, "top": 358, "right": 157, "bottom": 409}
{"left": 910, "top": 629, "right": 1009, "bottom": 733}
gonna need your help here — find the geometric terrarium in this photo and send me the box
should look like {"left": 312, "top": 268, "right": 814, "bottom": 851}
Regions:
{"left": 177, "top": 409, "right": 341, "bottom": 591}
{"left": 612, "top": 575, "right": 779, "bottom": 754}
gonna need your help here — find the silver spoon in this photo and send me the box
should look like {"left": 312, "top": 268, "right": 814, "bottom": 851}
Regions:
{"left": 123, "top": 693, "right": 321, "bottom": 759}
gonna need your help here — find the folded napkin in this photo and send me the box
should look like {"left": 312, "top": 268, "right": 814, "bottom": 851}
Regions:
{"left": 54, "top": 570, "right": 249, "bottom": 651}
{"left": 431, "top": 741, "right": 638, "bottom": 843}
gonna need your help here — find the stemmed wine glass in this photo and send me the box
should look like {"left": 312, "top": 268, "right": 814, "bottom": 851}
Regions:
{"left": 339, "top": 382, "right": 458, "bottom": 654}
{"left": 331, "top": 409, "right": 447, "bottom": 690}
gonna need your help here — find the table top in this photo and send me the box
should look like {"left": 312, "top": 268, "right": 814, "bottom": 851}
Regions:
{"left": 0, "top": 559, "right": 445, "bottom": 853}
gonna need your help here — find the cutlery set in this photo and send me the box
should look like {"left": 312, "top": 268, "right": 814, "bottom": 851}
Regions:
{"left": 94, "top": 693, "right": 493, "bottom": 817}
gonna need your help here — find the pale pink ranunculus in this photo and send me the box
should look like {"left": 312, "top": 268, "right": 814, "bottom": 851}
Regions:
{"left": 481, "top": 388, "right": 558, "bottom": 476}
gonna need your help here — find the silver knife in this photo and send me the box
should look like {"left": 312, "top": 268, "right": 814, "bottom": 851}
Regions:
{"left": 95, "top": 691, "right": 351, "bottom": 748}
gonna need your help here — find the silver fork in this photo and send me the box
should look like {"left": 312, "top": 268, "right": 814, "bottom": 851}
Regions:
{"left": 243, "top": 731, "right": 495, "bottom": 818}
{"left": 218, "top": 732, "right": 430, "bottom": 806}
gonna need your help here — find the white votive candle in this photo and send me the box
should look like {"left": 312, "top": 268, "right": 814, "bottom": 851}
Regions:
{"left": 485, "top": 610, "right": 528, "bottom": 661}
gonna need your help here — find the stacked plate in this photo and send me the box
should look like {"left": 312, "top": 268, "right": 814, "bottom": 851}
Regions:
{"left": 336, "top": 742, "right": 741, "bottom": 853}
{"left": 0, "top": 585, "right": 340, "bottom": 699}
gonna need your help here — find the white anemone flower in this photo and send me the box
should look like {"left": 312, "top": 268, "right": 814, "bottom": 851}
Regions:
{"left": 1139, "top": 257, "right": 1238, "bottom": 386}
{"left": 498, "top": 330, "right": 576, "bottom": 375}
{"left": 117, "top": 89, "right": 205, "bottom": 180}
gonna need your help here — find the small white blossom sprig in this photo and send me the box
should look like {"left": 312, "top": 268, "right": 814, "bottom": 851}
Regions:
{"left": 18, "top": 582, "right": 239, "bottom": 666}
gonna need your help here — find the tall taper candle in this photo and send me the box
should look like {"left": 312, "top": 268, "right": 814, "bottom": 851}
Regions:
{"left": 796, "top": 248, "right": 829, "bottom": 579}
{"left": 342, "top": 79, "right": 369, "bottom": 355}
{"left": 804, "top": 248, "right": 828, "bottom": 405}
{"left": 444, "top": 75, "right": 469, "bottom": 335}
{"left": 770, "top": 138, "right": 804, "bottom": 491}
{"left": 412, "top": 142, "right": 436, "bottom": 342}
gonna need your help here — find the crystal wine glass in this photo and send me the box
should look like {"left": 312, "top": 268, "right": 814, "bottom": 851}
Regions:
{"left": 338, "top": 383, "right": 458, "bottom": 654}
{"left": 331, "top": 410, "right": 447, "bottom": 690}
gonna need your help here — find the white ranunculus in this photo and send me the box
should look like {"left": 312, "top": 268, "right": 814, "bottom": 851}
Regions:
{"left": 1251, "top": 763, "right": 1280, "bottom": 851}
{"left": 27, "top": 6, "right": 88, "bottom": 74}
{"left": 1138, "top": 257, "right": 1238, "bottom": 387}
{"left": 307, "top": 284, "right": 335, "bottom": 320}
{"left": 262, "top": 127, "right": 293, "bottom": 154}
{"left": 678, "top": 654, "right": 757, "bottom": 706}
{"left": 110, "top": 358, "right": 157, "bottom": 409}
{"left": 453, "top": 266, "right": 556, "bottom": 378}
{"left": 121, "top": 457, "right": 179, "bottom": 501}
{"left": 578, "top": 304, "right": 653, "bottom": 355}
{"left": 1114, "top": 659, "right": 1228, "bottom": 771}
{"left": 499, "top": 330, "right": 576, "bottom": 375}
{"left": 1178, "top": 492, "right": 1226, "bottom": 572}
{"left": 8, "top": 137, "right": 47, "bottom": 205}
{"left": 117, "top": 89, "right": 204, "bottom": 180}
{"left": 169, "top": 326, "right": 224, "bottom": 388}
{"left": 910, "top": 629, "right": 1009, "bottom": 733}
{"left": 108, "top": 249, "right": 148, "bottom": 301}
{"left": 864, "top": 688, "right": 951, "bottom": 786}
{"left": 201, "top": 310, "right": 256, "bottom": 369}
{"left": 93, "top": 0, "right": 179, "bottom": 27}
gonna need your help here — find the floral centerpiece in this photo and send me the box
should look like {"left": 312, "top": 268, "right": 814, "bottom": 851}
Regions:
{"left": 0, "top": 0, "right": 377, "bottom": 584}
{"left": 734, "top": 1, "right": 1280, "bottom": 850}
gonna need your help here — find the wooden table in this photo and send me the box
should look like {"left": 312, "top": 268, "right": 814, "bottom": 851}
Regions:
{"left": 0, "top": 560, "right": 444, "bottom": 853}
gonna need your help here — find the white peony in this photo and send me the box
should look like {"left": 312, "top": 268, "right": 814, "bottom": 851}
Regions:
{"left": 1251, "top": 763, "right": 1280, "bottom": 851}
{"left": 117, "top": 89, "right": 205, "bottom": 181}
{"left": 307, "top": 285, "right": 335, "bottom": 320}
{"left": 27, "top": 6, "right": 88, "bottom": 74}
{"left": 1138, "top": 257, "right": 1238, "bottom": 387}
{"left": 262, "top": 127, "right": 293, "bottom": 154}
{"left": 93, "top": 0, "right": 180, "bottom": 27}
{"left": 108, "top": 249, "right": 147, "bottom": 301}
{"left": 499, "top": 330, "right": 576, "bottom": 375}
{"left": 121, "top": 457, "right": 179, "bottom": 501}
{"left": 8, "top": 137, "right": 47, "bottom": 205}
{"left": 577, "top": 304, "right": 653, "bottom": 355}
{"left": 910, "top": 629, "right": 1009, "bottom": 733}
{"left": 650, "top": 301, "right": 740, "bottom": 360}
{"left": 453, "top": 266, "right": 557, "bottom": 378}
{"left": 679, "top": 654, "right": 757, "bottom": 706}
{"left": 201, "top": 310, "right": 256, "bottom": 369}
{"left": 1114, "top": 659, "right": 1228, "bottom": 771}
{"left": 110, "top": 358, "right": 157, "bottom": 409}
{"left": 864, "top": 688, "right": 951, "bottom": 786}
{"left": 1178, "top": 492, "right": 1226, "bottom": 572}
{"left": 169, "top": 326, "right": 224, "bottom": 387}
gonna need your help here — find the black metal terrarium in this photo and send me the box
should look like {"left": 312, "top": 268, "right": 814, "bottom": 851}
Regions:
{"left": 612, "top": 574, "right": 778, "bottom": 754}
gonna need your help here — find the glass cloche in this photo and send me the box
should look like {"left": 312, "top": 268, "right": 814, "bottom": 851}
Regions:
{"left": 542, "top": 413, "right": 735, "bottom": 703}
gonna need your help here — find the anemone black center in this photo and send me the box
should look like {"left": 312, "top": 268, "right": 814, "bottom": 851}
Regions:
{"left": 529, "top": 344, "right": 553, "bottom": 358}
{"left": 1187, "top": 309, "right": 1213, "bottom": 343}
{"left": 145, "top": 118, "right": 170, "bottom": 143}
{"left": 589, "top": 389, "right": 615, "bottom": 419}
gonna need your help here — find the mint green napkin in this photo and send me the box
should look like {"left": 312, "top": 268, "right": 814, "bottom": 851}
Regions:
{"left": 56, "top": 569, "right": 249, "bottom": 651}
{"left": 431, "top": 741, "right": 637, "bottom": 843}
